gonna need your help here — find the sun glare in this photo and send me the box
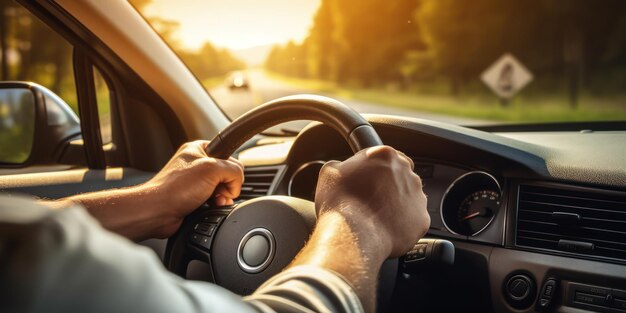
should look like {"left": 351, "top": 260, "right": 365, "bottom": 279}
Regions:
{"left": 141, "top": 0, "right": 321, "bottom": 51}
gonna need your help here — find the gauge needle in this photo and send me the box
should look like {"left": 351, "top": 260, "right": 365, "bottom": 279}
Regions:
{"left": 461, "top": 211, "right": 481, "bottom": 221}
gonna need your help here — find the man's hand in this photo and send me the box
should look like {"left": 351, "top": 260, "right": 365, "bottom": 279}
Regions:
{"left": 315, "top": 145, "right": 430, "bottom": 257}
{"left": 47, "top": 140, "right": 244, "bottom": 241}
{"left": 290, "top": 146, "right": 429, "bottom": 312}
{"left": 142, "top": 140, "right": 244, "bottom": 237}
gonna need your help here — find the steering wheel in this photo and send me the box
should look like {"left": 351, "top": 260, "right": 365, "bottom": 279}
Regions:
{"left": 164, "top": 94, "right": 397, "bottom": 299}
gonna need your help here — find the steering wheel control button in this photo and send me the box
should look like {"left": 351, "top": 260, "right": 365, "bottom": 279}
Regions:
{"left": 190, "top": 233, "right": 210, "bottom": 248}
{"left": 188, "top": 214, "right": 227, "bottom": 251}
{"left": 401, "top": 239, "right": 455, "bottom": 274}
{"left": 202, "top": 215, "right": 224, "bottom": 224}
{"left": 505, "top": 274, "right": 535, "bottom": 309}
{"left": 237, "top": 228, "right": 276, "bottom": 274}
{"left": 405, "top": 244, "right": 427, "bottom": 261}
{"left": 193, "top": 223, "right": 216, "bottom": 236}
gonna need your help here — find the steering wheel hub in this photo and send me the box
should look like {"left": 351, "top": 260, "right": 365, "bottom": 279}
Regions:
{"left": 237, "top": 228, "right": 275, "bottom": 273}
{"left": 211, "top": 197, "right": 316, "bottom": 294}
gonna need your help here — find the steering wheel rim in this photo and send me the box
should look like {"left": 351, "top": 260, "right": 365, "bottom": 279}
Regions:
{"left": 205, "top": 94, "right": 382, "bottom": 159}
{"left": 164, "top": 94, "right": 393, "bottom": 298}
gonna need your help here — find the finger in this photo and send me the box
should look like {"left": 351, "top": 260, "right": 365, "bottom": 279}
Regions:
{"left": 215, "top": 194, "right": 227, "bottom": 206}
{"left": 218, "top": 159, "right": 244, "bottom": 197}
{"left": 215, "top": 183, "right": 241, "bottom": 200}
{"left": 215, "top": 194, "right": 234, "bottom": 206}
{"left": 364, "top": 145, "right": 397, "bottom": 160}
{"left": 191, "top": 140, "right": 211, "bottom": 156}
{"left": 320, "top": 160, "right": 340, "bottom": 174}
{"left": 196, "top": 140, "right": 211, "bottom": 149}
{"left": 396, "top": 150, "right": 414, "bottom": 170}
{"left": 227, "top": 157, "right": 245, "bottom": 172}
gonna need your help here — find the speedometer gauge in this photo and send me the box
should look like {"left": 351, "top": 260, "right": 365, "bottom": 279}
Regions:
{"left": 441, "top": 171, "right": 501, "bottom": 236}
{"left": 457, "top": 190, "right": 500, "bottom": 235}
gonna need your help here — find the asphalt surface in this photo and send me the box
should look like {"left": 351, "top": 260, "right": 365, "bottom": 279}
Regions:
{"left": 210, "top": 70, "right": 489, "bottom": 131}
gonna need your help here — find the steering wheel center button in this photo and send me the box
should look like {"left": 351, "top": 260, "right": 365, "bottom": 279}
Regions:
{"left": 237, "top": 228, "right": 276, "bottom": 273}
{"left": 242, "top": 235, "right": 270, "bottom": 267}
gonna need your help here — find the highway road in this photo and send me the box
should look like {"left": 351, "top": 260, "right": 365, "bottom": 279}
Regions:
{"left": 210, "top": 70, "right": 490, "bottom": 132}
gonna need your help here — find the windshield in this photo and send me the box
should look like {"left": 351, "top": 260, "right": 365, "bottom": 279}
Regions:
{"left": 132, "top": 0, "right": 626, "bottom": 131}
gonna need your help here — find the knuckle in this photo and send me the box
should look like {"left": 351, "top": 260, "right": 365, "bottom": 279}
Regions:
{"left": 367, "top": 145, "right": 397, "bottom": 160}
{"left": 318, "top": 161, "right": 339, "bottom": 180}
{"left": 321, "top": 160, "right": 339, "bottom": 171}
{"left": 413, "top": 174, "right": 424, "bottom": 188}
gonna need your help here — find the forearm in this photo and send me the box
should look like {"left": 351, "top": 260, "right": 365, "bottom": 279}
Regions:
{"left": 42, "top": 183, "right": 169, "bottom": 241}
{"left": 289, "top": 211, "right": 390, "bottom": 312}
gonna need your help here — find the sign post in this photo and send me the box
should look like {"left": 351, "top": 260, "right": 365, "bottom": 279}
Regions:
{"left": 481, "top": 53, "right": 533, "bottom": 107}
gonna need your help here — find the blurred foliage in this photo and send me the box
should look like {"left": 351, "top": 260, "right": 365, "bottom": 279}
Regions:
{"left": 94, "top": 67, "right": 112, "bottom": 144}
{"left": 0, "top": 0, "right": 77, "bottom": 111}
{"left": 0, "top": 0, "right": 74, "bottom": 163}
{"left": 178, "top": 43, "right": 244, "bottom": 80}
{"left": 265, "top": 0, "right": 626, "bottom": 104}
{"left": 267, "top": 0, "right": 424, "bottom": 86}
{"left": 130, "top": 0, "right": 244, "bottom": 82}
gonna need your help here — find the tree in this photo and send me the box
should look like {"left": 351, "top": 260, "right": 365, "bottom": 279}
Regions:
{"left": 266, "top": 0, "right": 425, "bottom": 86}
{"left": 130, "top": 0, "right": 244, "bottom": 81}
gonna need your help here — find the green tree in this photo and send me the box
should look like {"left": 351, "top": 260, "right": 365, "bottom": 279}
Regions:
{"left": 266, "top": 0, "right": 424, "bottom": 86}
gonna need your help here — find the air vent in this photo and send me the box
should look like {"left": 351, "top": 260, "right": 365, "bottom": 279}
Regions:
{"left": 237, "top": 166, "right": 285, "bottom": 201}
{"left": 516, "top": 184, "right": 626, "bottom": 261}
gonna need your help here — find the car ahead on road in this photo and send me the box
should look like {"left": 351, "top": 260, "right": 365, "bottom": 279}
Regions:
{"left": 1, "top": 1, "right": 625, "bottom": 312}
{"left": 227, "top": 71, "right": 250, "bottom": 90}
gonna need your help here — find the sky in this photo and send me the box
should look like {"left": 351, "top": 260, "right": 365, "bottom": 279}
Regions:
{"left": 142, "top": 0, "right": 321, "bottom": 51}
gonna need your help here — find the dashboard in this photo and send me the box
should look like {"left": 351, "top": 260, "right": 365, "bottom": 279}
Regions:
{"left": 237, "top": 115, "right": 626, "bottom": 312}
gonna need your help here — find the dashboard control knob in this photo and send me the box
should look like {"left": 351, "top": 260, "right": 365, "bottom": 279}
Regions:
{"left": 508, "top": 275, "right": 531, "bottom": 300}
{"left": 505, "top": 274, "right": 536, "bottom": 309}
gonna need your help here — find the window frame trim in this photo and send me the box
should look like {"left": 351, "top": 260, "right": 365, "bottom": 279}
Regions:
{"left": 73, "top": 48, "right": 106, "bottom": 169}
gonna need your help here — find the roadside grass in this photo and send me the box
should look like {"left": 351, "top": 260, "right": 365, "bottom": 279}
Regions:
{"left": 266, "top": 72, "right": 626, "bottom": 123}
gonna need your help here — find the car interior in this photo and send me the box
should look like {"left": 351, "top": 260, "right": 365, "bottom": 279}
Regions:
{"left": 1, "top": 0, "right": 626, "bottom": 312}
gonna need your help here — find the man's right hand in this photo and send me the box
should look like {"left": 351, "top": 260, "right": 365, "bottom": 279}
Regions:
{"left": 315, "top": 145, "right": 430, "bottom": 258}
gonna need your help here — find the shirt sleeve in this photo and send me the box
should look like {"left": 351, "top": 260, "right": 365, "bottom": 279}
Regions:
{"left": 0, "top": 195, "right": 363, "bottom": 313}
{"left": 245, "top": 266, "right": 364, "bottom": 313}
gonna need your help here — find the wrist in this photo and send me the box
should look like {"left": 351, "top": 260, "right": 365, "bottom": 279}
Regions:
{"left": 291, "top": 209, "right": 390, "bottom": 312}
{"left": 132, "top": 182, "right": 180, "bottom": 238}
{"left": 317, "top": 211, "right": 392, "bottom": 263}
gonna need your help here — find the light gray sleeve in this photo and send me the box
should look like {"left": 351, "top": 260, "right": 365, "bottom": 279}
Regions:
{"left": 0, "top": 195, "right": 363, "bottom": 313}
{"left": 246, "top": 266, "right": 364, "bottom": 313}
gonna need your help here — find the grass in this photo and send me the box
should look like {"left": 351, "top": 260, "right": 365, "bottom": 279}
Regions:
{"left": 266, "top": 71, "right": 626, "bottom": 123}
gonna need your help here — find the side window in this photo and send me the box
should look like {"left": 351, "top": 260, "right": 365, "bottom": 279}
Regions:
{"left": 0, "top": 0, "right": 80, "bottom": 168}
{"left": 0, "top": 0, "right": 77, "bottom": 113}
{"left": 94, "top": 67, "right": 112, "bottom": 145}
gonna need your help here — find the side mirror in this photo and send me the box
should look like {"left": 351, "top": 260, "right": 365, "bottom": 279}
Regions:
{"left": 0, "top": 82, "right": 81, "bottom": 166}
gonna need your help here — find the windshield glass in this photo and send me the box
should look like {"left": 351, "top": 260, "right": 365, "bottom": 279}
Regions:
{"left": 132, "top": 0, "right": 626, "bottom": 131}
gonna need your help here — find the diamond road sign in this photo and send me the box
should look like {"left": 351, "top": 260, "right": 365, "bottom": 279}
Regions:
{"left": 481, "top": 53, "right": 533, "bottom": 99}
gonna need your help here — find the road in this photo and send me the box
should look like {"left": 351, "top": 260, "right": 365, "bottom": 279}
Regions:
{"left": 210, "top": 70, "right": 489, "bottom": 131}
